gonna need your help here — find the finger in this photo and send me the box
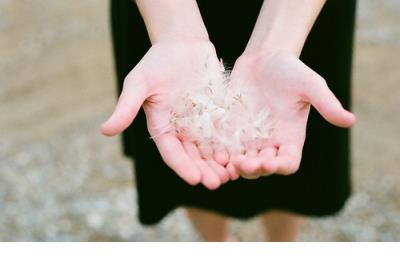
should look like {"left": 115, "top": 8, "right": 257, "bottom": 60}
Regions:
{"left": 231, "top": 153, "right": 261, "bottom": 179}
{"left": 236, "top": 143, "right": 264, "bottom": 176}
{"left": 213, "top": 146, "right": 229, "bottom": 167}
{"left": 230, "top": 154, "right": 245, "bottom": 171}
{"left": 153, "top": 133, "right": 201, "bottom": 185}
{"left": 206, "top": 159, "right": 230, "bottom": 184}
{"left": 246, "top": 148, "right": 258, "bottom": 157}
{"left": 241, "top": 173, "right": 262, "bottom": 180}
{"left": 258, "top": 147, "right": 278, "bottom": 175}
{"left": 275, "top": 144, "right": 302, "bottom": 176}
{"left": 239, "top": 156, "right": 261, "bottom": 176}
{"left": 181, "top": 140, "right": 209, "bottom": 183}
{"left": 197, "top": 142, "right": 214, "bottom": 160}
{"left": 230, "top": 153, "right": 256, "bottom": 178}
{"left": 182, "top": 141, "right": 221, "bottom": 190}
{"left": 226, "top": 162, "right": 240, "bottom": 181}
{"left": 306, "top": 78, "right": 356, "bottom": 128}
{"left": 245, "top": 139, "right": 263, "bottom": 155}
{"left": 101, "top": 72, "right": 148, "bottom": 136}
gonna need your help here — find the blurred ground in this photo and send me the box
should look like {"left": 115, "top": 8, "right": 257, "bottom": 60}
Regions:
{"left": 0, "top": 0, "right": 399, "bottom": 241}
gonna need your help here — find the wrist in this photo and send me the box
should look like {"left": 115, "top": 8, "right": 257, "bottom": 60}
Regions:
{"left": 244, "top": 0, "right": 326, "bottom": 58}
{"left": 244, "top": 40, "right": 301, "bottom": 58}
{"left": 136, "top": 0, "right": 209, "bottom": 44}
{"left": 150, "top": 36, "right": 214, "bottom": 52}
{"left": 149, "top": 16, "right": 209, "bottom": 44}
{"left": 152, "top": 35, "right": 210, "bottom": 46}
{"left": 244, "top": 19, "right": 308, "bottom": 58}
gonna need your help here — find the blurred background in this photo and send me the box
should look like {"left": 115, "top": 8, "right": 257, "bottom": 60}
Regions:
{"left": 0, "top": 0, "right": 399, "bottom": 241}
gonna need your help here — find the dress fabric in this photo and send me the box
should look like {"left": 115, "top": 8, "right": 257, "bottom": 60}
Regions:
{"left": 110, "top": 0, "right": 357, "bottom": 225}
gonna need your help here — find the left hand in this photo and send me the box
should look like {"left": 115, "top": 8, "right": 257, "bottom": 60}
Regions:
{"left": 227, "top": 51, "right": 356, "bottom": 179}
{"left": 101, "top": 39, "right": 231, "bottom": 189}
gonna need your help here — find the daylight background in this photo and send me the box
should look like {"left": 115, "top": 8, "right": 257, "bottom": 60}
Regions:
{"left": 1, "top": 0, "right": 399, "bottom": 241}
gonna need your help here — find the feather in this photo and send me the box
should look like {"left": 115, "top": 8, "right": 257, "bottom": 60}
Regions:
{"left": 168, "top": 58, "right": 273, "bottom": 151}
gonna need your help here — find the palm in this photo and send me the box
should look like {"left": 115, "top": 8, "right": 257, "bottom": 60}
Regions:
{"left": 102, "top": 40, "right": 231, "bottom": 189}
{"left": 229, "top": 52, "right": 356, "bottom": 178}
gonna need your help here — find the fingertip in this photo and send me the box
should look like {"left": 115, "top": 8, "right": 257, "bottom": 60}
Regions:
{"left": 173, "top": 161, "right": 203, "bottom": 186}
{"left": 241, "top": 174, "right": 261, "bottom": 180}
{"left": 308, "top": 82, "right": 357, "bottom": 129}
{"left": 202, "top": 177, "right": 221, "bottom": 190}
{"left": 261, "top": 159, "right": 278, "bottom": 174}
{"left": 337, "top": 110, "right": 357, "bottom": 128}
{"left": 186, "top": 170, "right": 202, "bottom": 186}
{"left": 230, "top": 154, "right": 244, "bottom": 168}
{"left": 259, "top": 147, "right": 278, "bottom": 175}
{"left": 181, "top": 169, "right": 203, "bottom": 187}
{"left": 100, "top": 112, "right": 132, "bottom": 136}
{"left": 345, "top": 111, "right": 357, "bottom": 127}
{"left": 275, "top": 157, "right": 300, "bottom": 176}
{"left": 180, "top": 160, "right": 202, "bottom": 186}
{"left": 100, "top": 121, "right": 115, "bottom": 137}
{"left": 226, "top": 162, "right": 240, "bottom": 181}
{"left": 206, "top": 159, "right": 230, "bottom": 184}
{"left": 214, "top": 151, "right": 229, "bottom": 166}
{"left": 239, "top": 158, "right": 260, "bottom": 175}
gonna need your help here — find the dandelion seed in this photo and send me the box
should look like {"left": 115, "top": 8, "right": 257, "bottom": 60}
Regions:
{"left": 168, "top": 57, "right": 273, "bottom": 150}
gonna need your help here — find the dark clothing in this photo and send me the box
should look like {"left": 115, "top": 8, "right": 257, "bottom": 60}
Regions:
{"left": 110, "top": 0, "right": 356, "bottom": 225}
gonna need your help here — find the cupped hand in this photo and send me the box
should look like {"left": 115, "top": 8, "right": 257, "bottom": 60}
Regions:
{"left": 101, "top": 39, "right": 231, "bottom": 189}
{"left": 228, "top": 52, "right": 356, "bottom": 178}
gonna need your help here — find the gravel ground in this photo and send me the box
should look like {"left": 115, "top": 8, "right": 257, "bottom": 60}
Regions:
{"left": 1, "top": 0, "right": 399, "bottom": 241}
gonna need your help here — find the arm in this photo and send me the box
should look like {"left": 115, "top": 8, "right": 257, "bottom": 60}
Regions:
{"left": 229, "top": 0, "right": 356, "bottom": 178}
{"left": 245, "top": 0, "right": 326, "bottom": 57}
{"left": 135, "top": 0, "right": 208, "bottom": 44}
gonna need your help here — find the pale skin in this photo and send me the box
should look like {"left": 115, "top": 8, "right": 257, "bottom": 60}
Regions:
{"left": 102, "top": 0, "right": 356, "bottom": 241}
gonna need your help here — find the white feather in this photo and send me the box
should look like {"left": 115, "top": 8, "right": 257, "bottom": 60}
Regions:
{"left": 169, "top": 58, "right": 273, "bottom": 151}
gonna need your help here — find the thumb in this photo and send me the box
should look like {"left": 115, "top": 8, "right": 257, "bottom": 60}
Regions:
{"left": 101, "top": 71, "right": 148, "bottom": 136}
{"left": 306, "top": 78, "right": 356, "bottom": 128}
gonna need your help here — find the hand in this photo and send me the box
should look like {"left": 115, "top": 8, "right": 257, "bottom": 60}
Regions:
{"left": 228, "top": 51, "right": 356, "bottom": 178}
{"left": 101, "top": 39, "right": 231, "bottom": 189}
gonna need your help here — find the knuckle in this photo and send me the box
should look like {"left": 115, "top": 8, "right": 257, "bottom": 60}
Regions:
{"left": 311, "top": 75, "right": 327, "bottom": 89}
{"left": 303, "top": 73, "right": 326, "bottom": 90}
{"left": 123, "top": 76, "right": 138, "bottom": 89}
{"left": 123, "top": 70, "right": 145, "bottom": 88}
{"left": 122, "top": 75, "right": 133, "bottom": 87}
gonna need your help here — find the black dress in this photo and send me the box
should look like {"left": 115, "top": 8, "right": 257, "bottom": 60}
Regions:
{"left": 110, "top": 0, "right": 356, "bottom": 225}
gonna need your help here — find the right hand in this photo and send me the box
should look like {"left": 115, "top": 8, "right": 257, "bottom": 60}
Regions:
{"left": 228, "top": 51, "right": 356, "bottom": 179}
{"left": 101, "top": 39, "right": 233, "bottom": 190}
